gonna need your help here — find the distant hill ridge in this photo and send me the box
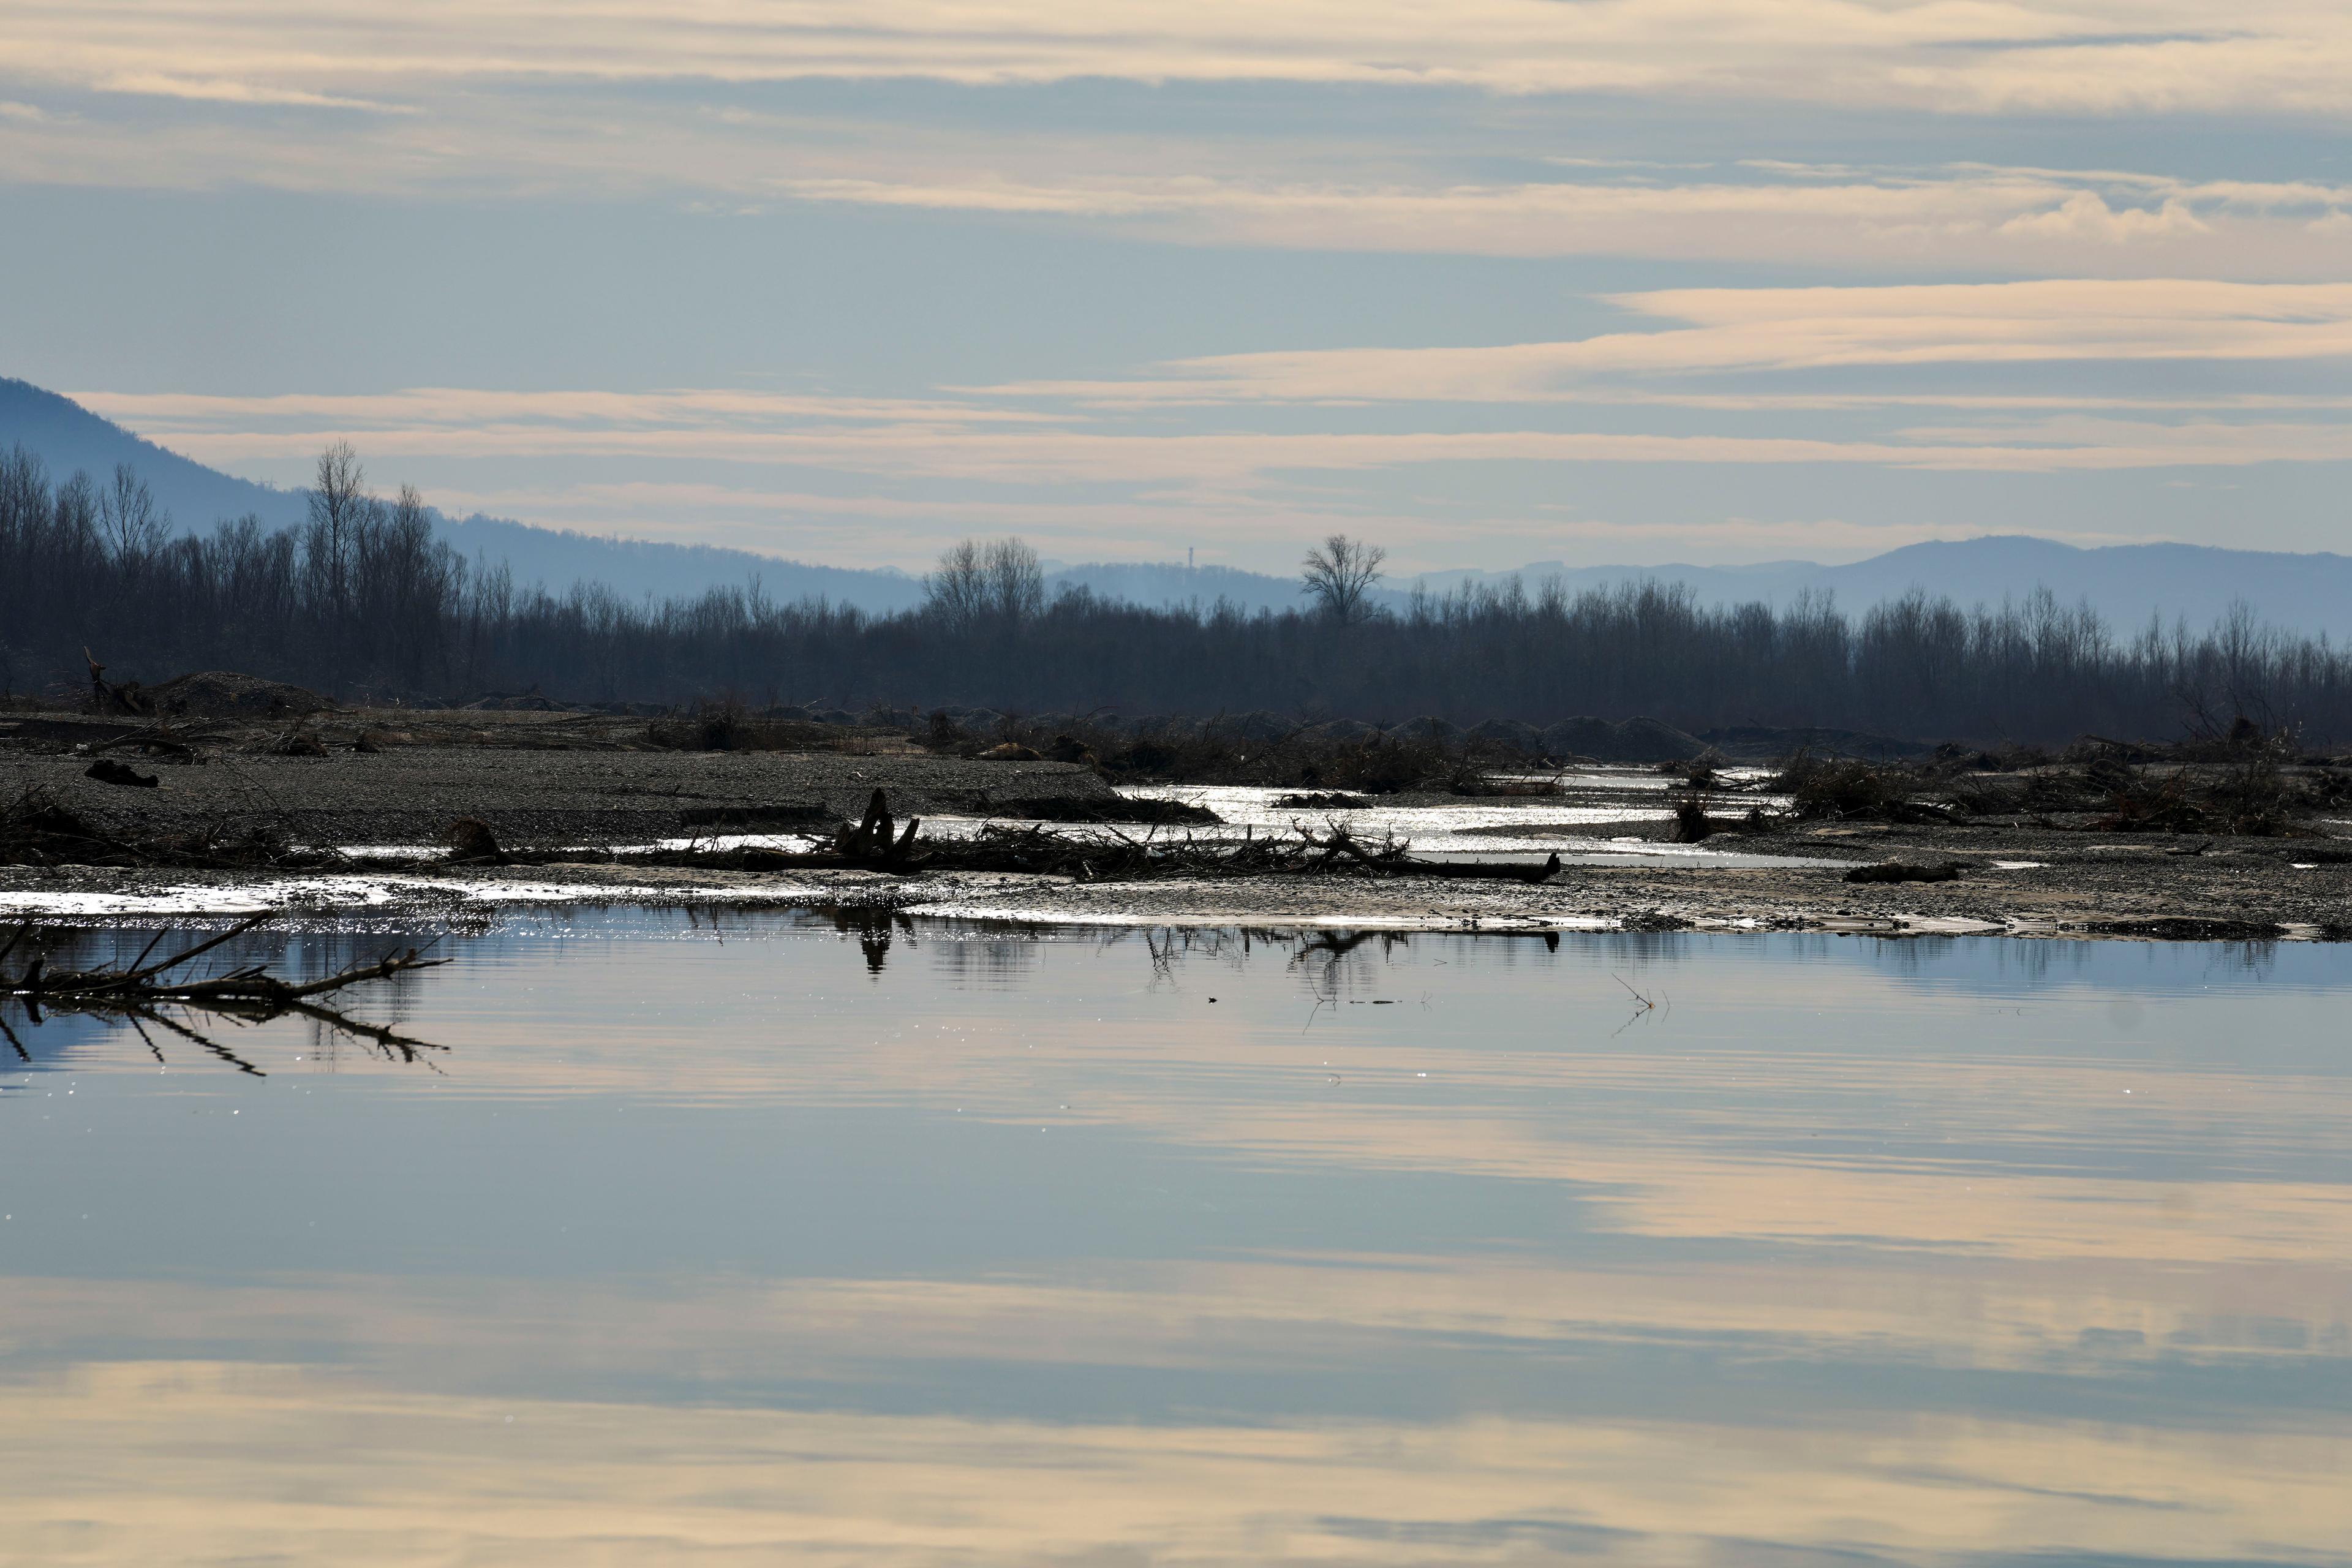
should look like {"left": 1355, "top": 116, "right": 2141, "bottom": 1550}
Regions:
{"left": 7, "top": 375, "right": 2350, "bottom": 636}
{"left": 0, "top": 377, "right": 929, "bottom": 610}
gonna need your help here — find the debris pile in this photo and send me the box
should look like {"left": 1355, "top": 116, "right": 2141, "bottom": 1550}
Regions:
{"left": 521, "top": 791, "right": 1563, "bottom": 884}
{"left": 1, "top": 786, "right": 305, "bottom": 870}
{"left": 1772, "top": 753, "right": 1964, "bottom": 825}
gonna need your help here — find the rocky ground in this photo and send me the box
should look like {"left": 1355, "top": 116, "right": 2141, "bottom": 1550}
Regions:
{"left": 2, "top": 709, "right": 1120, "bottom": 845}
{"left": 5, "top": 708, "right": 2347, "bottom": 939}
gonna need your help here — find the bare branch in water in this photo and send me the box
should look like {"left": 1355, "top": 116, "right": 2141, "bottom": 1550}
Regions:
{"left": 1, "top": 914, "right": 449, "bottom": 1071}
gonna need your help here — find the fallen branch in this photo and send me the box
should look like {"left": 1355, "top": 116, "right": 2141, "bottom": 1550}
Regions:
{"left": 1, "top": 914, "right": 450, "bottom": 1071}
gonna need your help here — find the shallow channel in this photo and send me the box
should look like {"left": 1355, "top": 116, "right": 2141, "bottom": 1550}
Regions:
{"left": 4, "top": 911, "right": 2349, "bottom": 1564}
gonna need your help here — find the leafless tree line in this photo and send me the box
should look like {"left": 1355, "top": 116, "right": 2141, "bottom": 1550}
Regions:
{"left": 4, "top": 446, "right": 2347, "bottom": 744}
{"left": 2, "top": 444, "right": 461, "bottom": 699}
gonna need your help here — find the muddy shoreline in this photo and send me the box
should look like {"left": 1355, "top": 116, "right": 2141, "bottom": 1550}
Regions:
{"left": 6, "top": 725, "right": 2345, "bottom": 938}
{"left": 2, "top": 846, "right": 2339, "bottom": 940}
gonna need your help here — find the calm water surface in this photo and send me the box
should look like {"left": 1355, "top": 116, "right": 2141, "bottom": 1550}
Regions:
{"left": 4, "top": 911, "right": 2349, "bottom": 1566}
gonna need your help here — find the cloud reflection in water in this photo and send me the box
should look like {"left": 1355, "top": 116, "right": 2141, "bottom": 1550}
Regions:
{"left": 2, "top": 913, "right": 2346, "bottom": 1564}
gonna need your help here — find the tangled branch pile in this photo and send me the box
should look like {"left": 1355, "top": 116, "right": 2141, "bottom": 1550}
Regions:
{"left": 918, "top": 822, "right": 1557, "bottom": 883}
{"left": 1762, "top": 744, "right": 2348, "bottom": 837}
{"left": 0, "top": 786, "right": 315, "bottom": 870}
{"left": 490, "top": 790, "right": 1561, "bottom": 884}
{"left": 1773, "top": 755, "right": 1966, "bottom": 826}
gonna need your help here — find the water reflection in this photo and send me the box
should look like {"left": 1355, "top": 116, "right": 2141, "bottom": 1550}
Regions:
{"left": 1, "top": 918, "right": 448, "bottom": 1076}
{"left": 801, "top": 906, "right": 910, "bottom": 974}
{"left": 2, "top": 912, "right": 2348, "bottom": 1565}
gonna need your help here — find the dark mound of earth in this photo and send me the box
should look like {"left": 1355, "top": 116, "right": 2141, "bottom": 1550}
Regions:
{"left": 1538, "top": 715, "right": 1706, "bottom": 763}
{"left": 984, "top": 794, "right": 1221, "bottom": 826}
{"left": 1698, "top": 725, "right": 1932, "bottom": 761}
{"left": 148, "top": 671, "right": 332, "bottom": 719}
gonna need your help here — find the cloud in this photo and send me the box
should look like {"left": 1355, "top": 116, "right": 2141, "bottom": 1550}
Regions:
{"left": 5, "top": 1, "right": 2351, "bottom": 115}
{"left": 1996, "top": 190, "right": 2209, "bottom": 241}
{"left": 27, "top": 109, "right": 2346, "bottom": 275}
{"left": 777, "top": 167, "right": 2286, "bottom": 266}
{"left": 7, "top": 6, "right": 2348, "bottom": 278}
{"left": 12, "top": 125, "right": 2349, "bottom": 274}
{"left": 69, "top": 277, "right": 2352, "bottom": 568}
{"left": 94, "top": 73, "right": 408, "bottom": 113}
{"left": 84, "top": 389, "right": 2352, "bottom": 486}
{"left": 79, "top": 386, "right": 1056, "bottom": 431}
{"left": 1023, "top": 281, "right": 2352, "bottom": 404}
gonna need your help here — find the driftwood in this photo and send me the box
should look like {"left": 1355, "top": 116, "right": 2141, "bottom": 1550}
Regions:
{"left": 82, "top": 647, "right": 156, "bottom": 717}
{"left": 0, "top": 913, "right": 448, "bottom": 1073}
{"left": 622, "top": 799, "right": 1561, "bottom": 884}
{"left": 447, "top": 817, "right": 510, "bottom": 864}
{"left": 832, "top": 788, "right": 922, "bottom": 865}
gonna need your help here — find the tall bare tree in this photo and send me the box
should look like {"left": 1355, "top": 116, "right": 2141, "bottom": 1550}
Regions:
{"left": 982, "top": 537, "right": 1046, "bottom": 622}
{"left": 1300, "top": 533, "right": 1387, "bottom": 625}
{"left": 52, "top": 470, "right": 100, "bottom": 552}
{"left": 97, "top": 464, "right": 169, "bottom": 565}
{"left": 305, "top": 441, "right": 371, "bottom": 621}
{"left": 925, "top": 537, "right": 1046, "bottom": 629}
{"left": 924, "top": 539, "right": 989, "bottom": 630}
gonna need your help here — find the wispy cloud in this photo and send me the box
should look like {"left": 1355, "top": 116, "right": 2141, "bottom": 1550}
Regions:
{"left": 81, "top": 386, "right": 1057, "bottom": 430}
{"left": 777, "top": 166, "right": 2352, "bottom": 271}
{"left": 12, "top": 89, "right": 2344, "bottom": 273}
{"left": 77, "top": 303, "right": 2352, "bottom": 513}
{"left": 6, "top": 1, "right": 2351, "bottom": 113}
{"left": 6, "top": 6, "right": 2346, "bottom": 281}
{"left": 16, "top": 8, "right": 2351, "bottom": 571}
{"left": 989, "top": 281, "right": 2352, "bottom": 405}
{"left": 93, "top": 73, "right": 408, "bottom": 113}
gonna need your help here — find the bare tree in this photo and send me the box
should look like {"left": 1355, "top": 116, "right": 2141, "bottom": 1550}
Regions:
{"left": 982, "top": 537, "right": 1046, "bottom": 623}
{"left": 925, "top": 537, "right": 1046, "bottom": 629}
{"left": 97, "top": 464, "right": 169, "bottom": 565}
{"left": 371, "top": 483, "right": 453, "bottom": 682}
{"left": 304, "top": 441, "right": 371, "bottom": 620}
{"left": 1300, "top": 533, "right": 1387, "bottom": 624}
{"left": 53, "top": 470, "right": 100, "bottom": 551}
{"left": 924, "top": 539, "right": 989, "bottom": 630}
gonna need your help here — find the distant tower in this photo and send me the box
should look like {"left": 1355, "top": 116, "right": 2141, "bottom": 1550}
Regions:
{"left": 1188, "top": 546, "right": 1194, "bottom": 572}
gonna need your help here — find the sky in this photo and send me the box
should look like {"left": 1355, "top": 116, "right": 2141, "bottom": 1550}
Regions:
{"left": 2, "top": 2, "right": 2349, "bottom": 574}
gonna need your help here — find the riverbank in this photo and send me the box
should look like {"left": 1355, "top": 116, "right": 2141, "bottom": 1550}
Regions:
{"left": 4, "top": 825, "right": 2342, "bottom": 941}
{"left": 6, "top": 714, "right": 2345, "bottom": 938}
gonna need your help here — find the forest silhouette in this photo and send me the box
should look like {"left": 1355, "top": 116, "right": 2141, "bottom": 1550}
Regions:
{"left": 4, "top": 444, "right": 2342, "bottom": 746}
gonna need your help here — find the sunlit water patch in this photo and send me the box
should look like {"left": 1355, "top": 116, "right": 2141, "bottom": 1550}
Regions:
{"left": 4, "top": 913, "right": 2348, "bottom": 1565}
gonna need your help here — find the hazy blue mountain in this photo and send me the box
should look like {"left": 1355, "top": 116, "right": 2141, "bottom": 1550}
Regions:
{"left": 0, "top": 377, "right": 311, "bottom": 531}
{"left": 1405, "top": 539, "right": 2352, "bottom": 640}
{"left": 9, "top": 376, "right": 2350, "bottom": 635}
{"left": 436, "top": 513, "right": 927, "bottom": 611}
{"left": 0, "top": 377, "right": 924, "bottom": 609}
{"left": 1047, "top": 560, "right": 1324, "bottom": 615}
{"left": 1809, "top": 538, "right": 2352, "bottom": 636}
